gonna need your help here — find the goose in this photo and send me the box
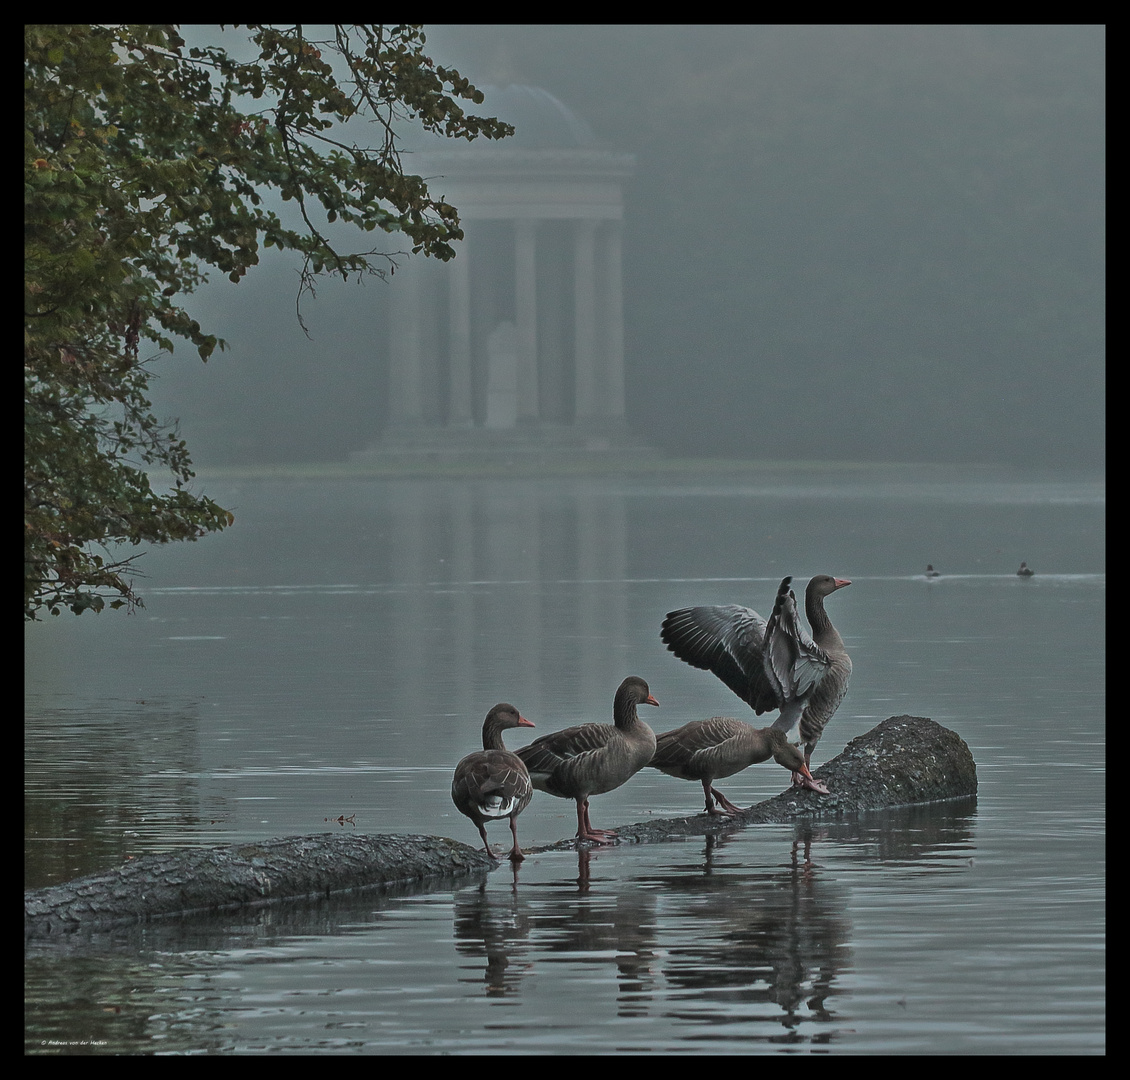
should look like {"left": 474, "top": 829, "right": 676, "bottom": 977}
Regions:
{"left": 516, "top": 676, "right": 659, "bottom": 844}
{"left": 451, "top": 704, "right": 535, "bottom": 862}
{"left": 1017, "top": 562, "right": 1035, "bottom": 577}
{"left": 650, "top": 717, "right": 815, "bottom": 815}
{"left": 660, "top": 575, "right": 852, "bottom": 793}
{"left": 925, "top": 565, "right": 940, "bottom": 578}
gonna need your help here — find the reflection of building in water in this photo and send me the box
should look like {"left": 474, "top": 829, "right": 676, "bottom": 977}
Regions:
{"left": 381, "top": 480, "right": 629, "bottom": 724}
{"left": 353, "top": 85, "right": 648, "bottom": 463}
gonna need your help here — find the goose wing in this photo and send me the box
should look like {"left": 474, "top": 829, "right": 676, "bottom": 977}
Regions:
{"left": 660, "top": 604, "right": 780, "bottom": 713}
{"left": 763, "top": 578, "right": 835, "bottom": 705}
{"left": 652, "top": 716, "right": 749, "bottom": 765}
{"left": 452, "top": 750, "right": 532, "bottom": 818}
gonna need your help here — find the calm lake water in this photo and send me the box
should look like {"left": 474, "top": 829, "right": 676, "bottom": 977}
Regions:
{"left": 25, "top": 465, "right": 1105, "bottom": 1054}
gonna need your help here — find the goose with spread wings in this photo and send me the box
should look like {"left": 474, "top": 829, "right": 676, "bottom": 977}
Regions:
{"left": 660, "top": 575, "right": 852, "bottom": 793}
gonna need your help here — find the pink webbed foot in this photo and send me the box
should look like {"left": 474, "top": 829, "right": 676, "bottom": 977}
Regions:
{"left": 793, "top": 769, "right": 830, "bottom": 794}
{"left": 575, "top": 801, "right": 617, "bottom": 844}
{"left": 706, "top": 786, "right": 743, "bottom": 816}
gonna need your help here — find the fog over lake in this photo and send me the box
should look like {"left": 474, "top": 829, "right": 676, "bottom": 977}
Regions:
{"left": 145, "top": 24, "right": 1103, "bottom": 473}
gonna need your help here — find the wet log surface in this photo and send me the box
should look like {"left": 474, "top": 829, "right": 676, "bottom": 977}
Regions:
{"left": 25, "top": 833, "right": 492, "bottom": 937}
{"left": 26, "top": 716, "right": 974, "bottom": 935}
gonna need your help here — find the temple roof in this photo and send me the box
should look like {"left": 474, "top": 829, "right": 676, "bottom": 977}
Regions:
{"left": 473, "top": 84, "right": 599, "bottom": 149}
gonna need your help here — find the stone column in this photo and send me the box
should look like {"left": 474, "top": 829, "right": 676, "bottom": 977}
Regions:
{"left": 601, "top": 222, "right": 625, "bottom": 421}
{"left": 573, "top": 219, "right": 599, "bottom": 424}
{"left": 485, "top": 321, "right": 518, "bottom": 429}
{"left": 514, "top": 219, "right": 539, "bottom": 423}
{"left": 448, "top": 245, "right": 473, "bottom": 427}
{"left": 416, "top": 257, "right": 443, "bottom": 424}
{"left": 387, "top": 262, "right": 423, "bottom": 426}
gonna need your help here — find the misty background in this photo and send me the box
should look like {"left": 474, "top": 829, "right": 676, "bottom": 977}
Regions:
{"left": 146, "top": 24, "right": 1105, "bottom": 470}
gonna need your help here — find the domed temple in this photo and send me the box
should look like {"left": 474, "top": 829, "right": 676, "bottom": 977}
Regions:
{"left": 354, "top": 85, "right": 644, "bottom": 463}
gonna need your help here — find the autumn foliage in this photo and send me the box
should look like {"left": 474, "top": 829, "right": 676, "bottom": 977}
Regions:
{"left": 24, "top": 25, "right": 510, "bottom": 618}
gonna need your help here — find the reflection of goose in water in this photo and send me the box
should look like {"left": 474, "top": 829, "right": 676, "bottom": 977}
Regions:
{"left": 542, "top": 849, "right": 662, "bottom": 995}
{"left": 635, "top": 840, "right": 852, "bottom": 1029}
{"left": 516, "top": 676, "right": 658, "bottom": 844}
{"left": 453, "top": 848, "right": 664, "bottom": 1002}
{"left": 662, "top": 575, "right": 852, "bottom": 794}
{"left": 452, "top": 879, "right": 533, "bottom": 997}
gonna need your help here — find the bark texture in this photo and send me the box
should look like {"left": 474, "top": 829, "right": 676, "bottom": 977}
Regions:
{"left": 25, "top": 833, "right": 491, "bottom": 936}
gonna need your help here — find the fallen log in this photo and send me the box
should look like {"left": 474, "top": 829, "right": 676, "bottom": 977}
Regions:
{"left": 25, "top": 715, "right": 974, "bottom": 935}
{"left": 24, "top": 833, "right": 492, "bottom": 937}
